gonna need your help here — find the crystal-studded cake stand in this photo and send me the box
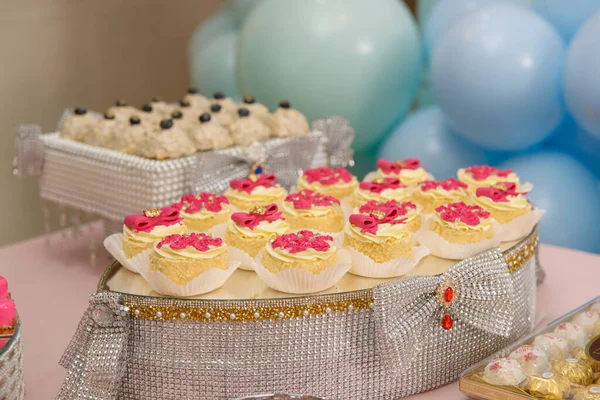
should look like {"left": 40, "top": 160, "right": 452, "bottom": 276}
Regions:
{"left": 57, "top": 228, "right": 539, "bottom": 400}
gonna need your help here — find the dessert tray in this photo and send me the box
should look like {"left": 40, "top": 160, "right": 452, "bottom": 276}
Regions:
{"left": 58, "top": 228, "right": 538, "bottom": 400}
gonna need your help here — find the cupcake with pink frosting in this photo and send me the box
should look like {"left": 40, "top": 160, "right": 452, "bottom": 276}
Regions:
{"left": 372, "top": 158, "right": 431, "bottom": 186}
{"left": 351, "top": 177, "right": 411, "bottom": 208}
{"left": 457, "top": 165, "right": 521, "bottom": 191}
{"left": 412, "top": 178, "right": 468, "bottom": 214}
{"left": 0, "top": 277, "right": 17, "bottom": 349}
{"left": 225, "top": 171, "right": 287, "bottom": 211}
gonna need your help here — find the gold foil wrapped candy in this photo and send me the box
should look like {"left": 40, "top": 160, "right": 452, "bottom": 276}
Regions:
{"left": 573, "top": 385, "right": 600, "bottom": 400}
{"left": 552, "top": 358, "right": 594, "bottom": 386}
{"left": 572, "top": 347, "right": 600, "bottom": 373}
{"left": 525, "top": 372, "right": 570, "bottom": 400}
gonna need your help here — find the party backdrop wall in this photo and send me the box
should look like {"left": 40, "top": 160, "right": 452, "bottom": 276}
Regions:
{"left": 0, "top": 0, "right": 220, "bottom": 245}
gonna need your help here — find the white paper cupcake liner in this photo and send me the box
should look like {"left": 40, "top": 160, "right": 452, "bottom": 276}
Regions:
{"left": 130, "top": 249, "right": 240, "bottom": 297}
{"left": 206, "top": 221, "right": 228, "bottom": 239}
{"left": 499, "top": 208, "right": 545, "bottom": 242}
{"left": 104, "top": 233, "right": 141, "bottom": 273}
{"left": 416, "top": 219, "right": 503, "bottom": 260}
{"left": 340, "top": 198, "right": 353, "bottom": 220}
{"left": 346, "top": 244, "right": 430, "bottom": 278}
{"left": 228, "top": 245, "right": 257, "bottom": 271}
{"left": 253, "top": 249, "right": 351, "bottom": 294}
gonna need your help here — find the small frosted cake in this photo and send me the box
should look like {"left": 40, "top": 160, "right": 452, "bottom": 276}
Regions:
{"left": 211, "top": 91, "right": 238, "bottom": 116}
{"left": 472, "top": 183, "right": 531, "bottom": 224}
{"left": 358, "top": 200, "right": 421, "bottom": 233}
{"left": 271, "top": 100, "right": 310, "bottom": 138}
{"left": 229, "top": 108, "right": 271, "bottom": 146}
{"left": 297, "top": 167, "right": 358, "bottom": 201}
{"left": 60, "top": 107, "right": 99, "bottom": 142}
{"left": 351, "top": 177, "right": 410, "bottom": 208}
{"left": 225, "top": 204, "right": 290, "bottom": 258}
{"left": 173, "top": 192, "right": 232, "bottom": 233}
{"left": 533, "top": 333, "right": 570, "bottom": 361}
{"left": 345, "top": 206, "right": 412, "bottom": 263}
{"left": 375, "top": 158, "right": 430, "bottom": 186}
{"left": 139, "top": 119, "right": 196, "bottom": 160}
{"left": 483, "top": 358, "right": 526, "bottom": 386}
{"left": 413, "top": 178, "right": 468, "bottom": 214}
{"left": 225, "top": 171, "right": 287, "bottom": 211}
{"left": 432, "top": 202, "right": 493, "bottom": 244}
{"left": 282, "top": 189, "right": 344, "bottom": 233}
{"left": 458, "top": 165, "right": 520, "bottom": 189}
{"left": 122, "top": 207, "right": 186, "bottom": 258}
{"left": 149, "top": 233, "right": 227, "bottom": 286}
{"left": 262, "top": 230, "right": 336, "bottom": 273}
{"left": 182, "top": 88, "right": 210, "bottom": 112}
{"left": 554, "top": 322, "right": 587, "bottom": 349}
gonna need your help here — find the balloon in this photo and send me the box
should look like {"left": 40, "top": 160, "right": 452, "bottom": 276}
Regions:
{"left": 237, "top": 0, "right": 423, "bottom": 152}
{"left": 190, "top": 32, "right": 241, "bottom": 101}
{"left": 430, "top": 5, "right": 566, "bottom": 151}
{"left": 229, "top": 0, "right": 261, "bottom": 24}
{"left": 377, "top": 106, "right": 488, "bottom": 180}
{"left": 564, "top": 10, "right": 600, "bottom": 138}
{"left": 532, "top": 0, "right": 600, "bottom": 42}
{"left": 499, "top": 152, "right": 600, "bottom": 253}
{"left": 418, "top": 0, "right": 441, "bottom": 26}
{"left": 188, "top": 6, "right": 238, "bottom": 59}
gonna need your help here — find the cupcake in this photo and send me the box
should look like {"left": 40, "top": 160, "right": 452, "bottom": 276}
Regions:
{"left": 374, "top": 158, "right": 430, "bottom": 186}
{"left": 412, "top": 178, "right": 468, "bottom": 214}
{"left": 254, "top": 230, "right": 351, "bottom": 294}
{"left": 225, "top": 203, "right": 289, "bottom": 270}
{"left": 173, "top": 192, "right": 232, "bottom": 236}
{"left": 182, "top": 88, "right": 210, "bottom": 113}
{"left": 209, "top": 103, "right": 235, "bottom": 129}
{"left": 457, "top": 165, "right": 520, "bottom": 190}
{"left": 139, "top": 119, "right": 196, "bottom": 160}
{"left": 188, "top": 113, "right": 233, "bottom": 151}
{"left": 107, "top": 99, "right": 139, "bottom": 122}
{"left": 229, "top": 108, "right": 271, "bottom": 146}
{"left": 297, "top": 167, "right": 358, "bottom": 214}
{"left": 122, "top": 207, "right": 186, "bottom": 258}
{"left": 60, "top": 107, "right": 99, "bottom": 143}
{"left": 271, "top": 100, "right": 310, "bottom": 138}
{"left": 211, "top": 91, "right": 238, "bottom": 116}
{"left": 554, "top": 322, "right": 587, "bottom": 349}
{"left": 533, "top": 333, "right": 570, "bottom": 361}
{"left": 358, "top": 200, "right": 421, "bottom": 233}
{"left": 482, "top": 358, "right": 526, "bottom": 386}
{"left": 241, "top": 95, "right": 273, "bottom": 128}
{"left": 417, "top": 202, "right": 500, "bottom": 260}
{"left": 351, "top": 177, "right": 411, "bottom": 208}
{"left": 282, "top": 189, "right": 345, "bottom": 243}
{"left": 225, "top": 169, "right": 287, "bottom": 211}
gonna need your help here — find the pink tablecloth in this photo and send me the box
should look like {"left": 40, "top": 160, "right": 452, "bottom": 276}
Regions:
{"left": 1, "top": 223, "right": 598, "bottom": 399}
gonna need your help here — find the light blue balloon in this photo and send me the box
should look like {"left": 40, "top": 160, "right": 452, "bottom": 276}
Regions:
{"left": 533, "top": 0, "right": 600, "bottom": 42}
{"left": 499, "top": 152, "right": 600, "bottom": 253}
{"left": 430, "top": 4, "right": 566, "bottom": 151}
{"left": 190, "top": 32, "right": 241, "bottom": 101}
{"left": 377, "top": 106, "right": 488, "bottom": 180}
{"left": 564, "top": 11, "right": 600, "bottom": 138}
{"left": 237, "top": 0, "right": 423, "bottom": 152}
{"left": 229, "top": 0, "right": 262, "bottom": 24}
{"left": 188, "top": 6, "right": 238, "bottom": 60}
{"left": 418, "top": 0, "right": 440, "bottom": 26}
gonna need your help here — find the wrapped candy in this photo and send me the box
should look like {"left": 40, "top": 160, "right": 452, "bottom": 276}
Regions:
{"left": 554, "top": 322, "right": 587, "bottom": 349}
{"left": 573, "top": 385, "right": 600, "bottom": 400}
{"left": 509, "top": 345, "right": 551, "bottom": 375}
{"left": 525, "top": 372, "right": 571, "bottom": 400}
{"left": 552, "top": 358, "right": 594, "bottom": 386}
{"left": 533, "top": 333, "right": 570, "bottom": 361}
{"left": 483, "top": 358, "right": 526, "bottom": 386}
{"left": 573, "top": 310, "right": 600, "bottom": 336}
{"left": 572, "top": 347, "right": 600, "bottom": 373}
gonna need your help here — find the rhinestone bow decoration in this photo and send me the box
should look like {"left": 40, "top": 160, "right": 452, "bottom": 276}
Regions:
{"left": 191, "top": 133, "right": 323, "bottom": 194}
{"left": 373, "top": 248, "right": 514, "bottom": 371}
{"left": 311, "top": 116, "right": 355, "bottom": 168}
{"left": 58, "top": 292, "right": 130, "bottom": 400}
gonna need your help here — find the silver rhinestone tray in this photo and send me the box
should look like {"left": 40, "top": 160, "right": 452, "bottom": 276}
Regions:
{"left": 57, "top": 228, "right": 539, "bottom": 400}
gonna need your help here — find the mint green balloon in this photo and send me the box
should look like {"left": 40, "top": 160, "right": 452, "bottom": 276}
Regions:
{"left": 229, "top": 0, "right": 262, "bottom": 24}
{"left": 237, "top": 0, "right": 423, "bottom": 152}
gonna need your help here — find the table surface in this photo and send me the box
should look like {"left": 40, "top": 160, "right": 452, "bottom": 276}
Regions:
{"left": 1, "top": 222, "right": 598, "bottom": 400}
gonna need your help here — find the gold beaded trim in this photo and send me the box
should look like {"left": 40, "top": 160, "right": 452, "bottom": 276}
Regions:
{"left": 505, "top": 232, "right": 538, "bottom": 273}
{"left": 124, "top": 298, "right": 374, "bottom": 322}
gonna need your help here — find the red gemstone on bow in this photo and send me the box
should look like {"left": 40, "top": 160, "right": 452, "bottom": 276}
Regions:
{"left": 441, "top": 314, "right": 453, "bottom": 330}
{"left": 444, "top": 287, "right": 454, "bottom": 303}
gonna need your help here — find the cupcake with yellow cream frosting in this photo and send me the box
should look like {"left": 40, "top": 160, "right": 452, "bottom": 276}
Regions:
{"left": 417, "top": 202, "right": 502, "bottom": 260}
{"left": 457, "top": 165, "right": 521, "bottom": 190}
{"left": 297, "top": 167, "right": 358, "bottom": 216}
{"left": 373, "top": 158, "right": 431, "bottom": 186}
{"left": 225, "top": 203, "right": 290, "bottom": 271}
{"left": 358, "top": 200, "right": 421, "bottom": 233}
{"left": 351, "top": 177, "right": 411, "bottom": 208}
{"left": 412, "top": 178, "right": 468, "bottom": 214}
{"left": 254, "top": 230, "right": 351, "bottom": 294}
{"left": 472, "top": 182, "right": 543, "bottom": 241}
{"left": 225, "top": 170, "right": 287, "bottom": 211}
{"left": 122, "top": 207, "right": 186, "bottom": 258}
{"left": 344, "top": 204, "right": 429, "bottom": 278}
{"left": 137, "top": 232, "right": 238, "bottom": 296}
{"left": 282, "top": 190, "right": 345, "bottom": 243}
{"left": 172, "top": 192, "right": 232, "bottom": 237}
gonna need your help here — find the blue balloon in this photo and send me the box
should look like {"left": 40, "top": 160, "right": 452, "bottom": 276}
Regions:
{"left": 430, "top": 5, "right": 566, "bottom": 151}
{"left": 228, "top": 0, "right": 262, "bottom": 24}
{"left": 190, "top": 32, "right": 241, "bottom": 101}
{"left": 564, "top": 11, "right": 600, "bottom": 138}
{"left": 533, "top": 0, "right": 600, "bottom": 42}
{"left": 188, "top": 6, "right": 238, "bottom": 59}
{"left": 499, "top": 152, "right": 600, "bottom": 253}
{"left": 237, "top": 0, "right": 423, "bottom": 152}
{"left": 377, "top": 106, "right": 488, "bottom": 180}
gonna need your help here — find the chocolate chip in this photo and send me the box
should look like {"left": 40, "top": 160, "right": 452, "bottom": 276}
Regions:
{"left": 115, "top": 99, "right": 127, "bottom": 107}
{"left": 141, "top": 104, "right": 153, "bottom": 112}
{"left": 199, "top": 113, "right": 211, "bottom": 123}
{"left": 213, "top": 91, "right": 225, "bottom": 99}
{"left": 279, "top": 100, "right": 291, "bottom": 109}
{"left": 171, "top": 110, "right": 183, "bottom": 119}
{"left": 74, "top": 107, "right": 87, "bottom": 115}
{"left": 129, "top": 116, "right": 141, "bottom": 125}
{"left": 187, "top": 87, "right": 198, "bottom": 94}
{"left": 243, "top": 95, "right": 255, "bottom": 104}
{"left": 238, "top": 108, "right": 250, "bottom": 117}
{"left": 160, "top": 119, "right": 173, "bottom": 130}
{"left": 210, "top": 104, "right": 222, "bottom": 113}
{"left": 104, "top": 112, "right": 115, "bottom": 120}
{"left": 178, "top": 99, "right": 191, "bottom": 107}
